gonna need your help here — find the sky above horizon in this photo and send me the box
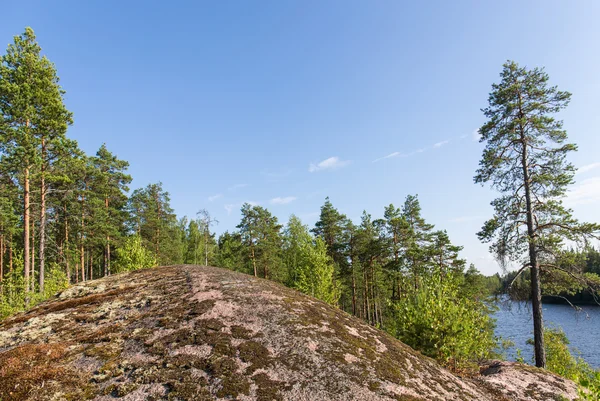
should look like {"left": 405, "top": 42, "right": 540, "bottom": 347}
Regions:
{"left": 2, "top": 1, "right": 600, "bottom": 275}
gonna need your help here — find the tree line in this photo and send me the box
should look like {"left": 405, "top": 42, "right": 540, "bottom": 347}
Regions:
{"left": 2, "top": 28, "right": 599, "bottom": 372}
{"left": 0, "top": 25, "right": 496, "bottom": 364}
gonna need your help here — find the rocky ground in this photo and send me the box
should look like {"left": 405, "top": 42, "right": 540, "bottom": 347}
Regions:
{"left": 0, "top": 265, "right": 579, "bottom": 400}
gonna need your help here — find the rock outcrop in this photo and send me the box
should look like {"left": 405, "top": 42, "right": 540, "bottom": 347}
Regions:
{"left": 0, "top": 265, "right": 579, "bottom": 400}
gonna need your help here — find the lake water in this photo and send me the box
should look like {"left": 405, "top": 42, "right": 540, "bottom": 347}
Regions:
{"left": 493, "top": 301, "right": 600, "bottom": 368}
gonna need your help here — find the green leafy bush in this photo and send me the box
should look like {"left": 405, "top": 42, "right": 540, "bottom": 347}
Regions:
{"left": 389, "top": 270, "right": 497, "bottom": 370}
{"left": 0, "top": 257, "right": 69, "bottom": 319}
{"left": 528, "top": 327, "right": 600, "bottom": 400}
{"left": 293, "top": 236, "right": 339, "bottom": 306}
{"left": 113, "top": 235, "right": 157, "bottom": 273}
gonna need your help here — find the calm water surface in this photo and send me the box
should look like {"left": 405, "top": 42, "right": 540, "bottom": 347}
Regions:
{"left": 493, "top": 301, "right": 600, "bottom": 368}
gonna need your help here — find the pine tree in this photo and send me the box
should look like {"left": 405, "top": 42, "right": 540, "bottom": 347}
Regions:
{"left": 237, "top": 204, "right": 282, "bottom": 280}
{"left": 128, "top": 183, "right": 181, "bottom": 265}
{"left": 91, "top": 144, "right": 131, "bottom": 275}
{"left": 401, "top": 195, "right": 433, "bottom": 288}
{"left": 0, "top": 27, "right": 73, "bottom": 293}
{"left": 215, "top": 231, "right": 243, "bottom": 271}
{"left": 475, "top": 60, "right": 600, "bottom": 368}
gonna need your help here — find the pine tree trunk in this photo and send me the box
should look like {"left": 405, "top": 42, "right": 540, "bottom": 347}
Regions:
{"left": 251, "top": 246, "right": 257, "bottom": 277}
{"left": 106, "top": 240, "right": 110, "bottom": 276}
{"left": 39, "top": 144, "right": 47, "bottom": 293}
{"left": 64, "top": 203, "right": 70, "bottom": 282}
{"left": 351, "top": 260, "right": 357, "bottom": 316}
{"left": 519, "top": 96, "right": 546, "bottom": 369}
{"left": 155, "top": 192, "right": 161, "bottom": 263}
{"left": 0, "top": 234, "right": 4, "bottom": 293}
{"left": 24, "top": 166, "right": 30, "bottom": 293}
{"left": 80, "top": 189, "right": 85, "bottom": 282}
{"left": 364, "top": 266, "right": 370, "bottom": 324}
{"left": 31, "top": 216, "right": 35, "bottom": 292}
{"left": 105, "top": 196, "right": 110, "bottom": 276}
{"left": 9, "top": 242, "right": 13, "bottom": 272}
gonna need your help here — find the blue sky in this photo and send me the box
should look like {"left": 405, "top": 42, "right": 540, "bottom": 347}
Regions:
{"left": 2, "top": 1, "right": 600, "bottom": 274}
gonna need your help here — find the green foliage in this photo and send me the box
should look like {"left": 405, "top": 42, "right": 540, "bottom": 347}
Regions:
{"left": 113, "top": 235, "right": 156, "bottom": 273}
{"left": 390, "top": 269, "right": 496, "bottom": 370}
{"left": 128, "top": 182, "right": 183, "bottom": 266}
{"left": 237, "top": 203, "right": 283, "bottom": 280}
{"left": 0, "top": 257, "right": 68, "bottom": 319}
{"left": 215, "top": 231, "right": 244, "bottom": 271}
{"left": 526, "top": 327, "right": 600, "bottom": 400}
{"left": 287, "top": 217, "right": 339, "bottom": 305}
{"left": 474, "top": 60, "right": 600, "bottom": 368}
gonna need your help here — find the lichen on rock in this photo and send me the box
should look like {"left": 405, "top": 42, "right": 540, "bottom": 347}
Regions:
{"left": 0, "top": 265, "right": 579, "bottom": 400}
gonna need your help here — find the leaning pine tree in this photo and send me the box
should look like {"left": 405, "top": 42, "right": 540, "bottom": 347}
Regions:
{"left": 475, "top": 60, "right": 599, "bottom": 368}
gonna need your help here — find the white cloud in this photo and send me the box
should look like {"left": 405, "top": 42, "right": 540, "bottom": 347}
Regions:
{"left": 433, "top": 140, "right": 450, "bottom": 148}
{"left": 565, "top": 177, "right": 600, "bottom": 206}
{"left": 577, "top": 162, "right": 600, "bottom": 175}
{"left": 208, "top": 193, "right": 223, "bottom": 202}
{"left": 228, "top": 183, "right": 249, "bottom": 191}
{"left": 308, "top": 156, "right": 351, "bottom": 172}
{"left": 460, "top": 134, "right": 468, "bottom": 139}
{"left": 472, "top": 128, "right": 481, "bottom": 142}
{"left": 372, "top": 148, "right": 426, "bottom": 163}
{"left": 224, "top": 204, "right": 235, "bottom": 215}
{"left": 270, "top": 196, "right": 297, "bottom": 205}
{"left": 373, "top": 152, "right": 402, "bottom": 163}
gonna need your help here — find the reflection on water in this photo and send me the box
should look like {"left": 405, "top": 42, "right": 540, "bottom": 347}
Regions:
{"left": 492, "top": 301, "right": 600, "bottom": 368}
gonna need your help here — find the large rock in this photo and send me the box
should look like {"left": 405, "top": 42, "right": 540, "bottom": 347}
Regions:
{"left": 0, "top": 265, "right": 578, "bottom": 400}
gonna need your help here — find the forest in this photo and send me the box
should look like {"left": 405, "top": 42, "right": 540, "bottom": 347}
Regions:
{"left": 1, "top": 27, "right": 600, "bottom": 397}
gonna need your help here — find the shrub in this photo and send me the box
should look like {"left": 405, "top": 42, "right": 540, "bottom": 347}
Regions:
{"left": 113, "top": 235, "right": 157, "bottom": 273}
{"left": 389, "top": 270, "right": 497, "bottom": 370}
{"left": 527, "top": 326, "right": 600, "bottom": 400}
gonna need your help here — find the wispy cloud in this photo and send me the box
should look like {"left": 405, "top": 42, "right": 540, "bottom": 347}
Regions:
{"left": 433, "top": 140, "right": 450, "bottom": 148}
{"left": 373, "top": 152, "right": 402, "bottom": 163}
{"left": 565, "top": 177, "right": 600, "bottom": 206}
{"left": 577, "top": 162, "right": 600, "bottom": 175}
{"left": 372, "top": 148, "right": 425, "bottom": 163}
{"left": 309, "top": 156, "right": 351, "bottom": 173}
{"left": 224, "top": 204, "right": 235, "bottom": 215}
{"left": 448, "top": 215, "right": 484, "bottom": 223}
{"left": 472, "top": 128, "right": 481, "bottom": 142}
{"left": 208, "top": 193, "right": 223, "bottom": 202}
{"left": 228, "top": 183, "right": 249, "bottom": 191}
{"left": 270, "top": 196, "right": 297, "bottom": 205}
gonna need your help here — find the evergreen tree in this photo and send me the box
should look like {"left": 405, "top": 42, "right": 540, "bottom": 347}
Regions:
{"left": 128, "top": 182, "right": 182, "bottom": 265}
{"left": 215, "top": 231, "right": 243, "bottom": 271}
{"left": 91, "top": 144, "right": 131, "bottom": 275}
{"left": 237, "top": 203, "right": 282, "bottom": 280}
{"left": 0, "top": 27, "right": 73, "bottom": 293}
{"left": 312, "top": 197, "right": 347, "bottom": 267}
{"left": 401, "top": 195, "right": 433, "bottom": 288}
{"left": 475, "top": 60, "right": 600, "bottom": 368}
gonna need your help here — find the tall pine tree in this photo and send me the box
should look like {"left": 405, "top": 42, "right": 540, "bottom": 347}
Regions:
{"left": 475, "top": 60, "right": 600, "bottom": 368}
